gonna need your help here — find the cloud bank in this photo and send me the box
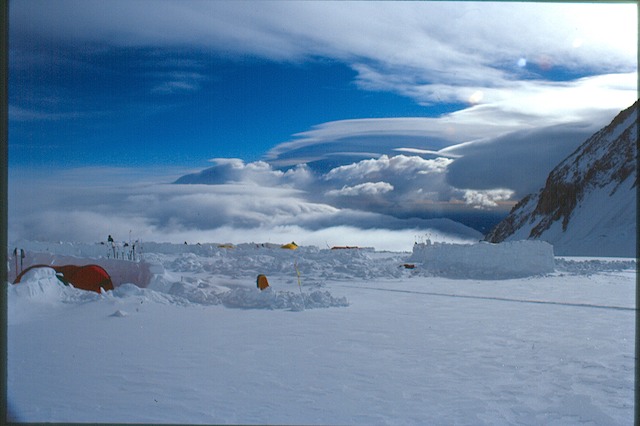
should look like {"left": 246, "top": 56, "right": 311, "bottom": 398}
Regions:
{"left": 9, "top": 166, "right": 483, "bottom": 251}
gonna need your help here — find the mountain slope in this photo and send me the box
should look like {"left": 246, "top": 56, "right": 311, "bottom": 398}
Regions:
{"left": 486, "top": 101, "right": 638, "bottom": 257}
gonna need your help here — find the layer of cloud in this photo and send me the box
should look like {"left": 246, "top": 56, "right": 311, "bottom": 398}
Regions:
{"left": 176, "top": 154, "right": 469, "bottom": 214}
{"left": 12, "top": 2, "right": 636, "bottom": 72}
{"left": 442, "top": 123, "right": 598, "bottom": 198}
{"left": 7, "top": 96, "right": 629, "bottom": 250}
{"left": 11, "top": 2, "right": 637, "bottom": 123}
{"left": 170, "top": 148, "right": 545, "bottom": 225}
{"left": 266, "top": 72, "right": 636, "bottom": 170}
{"left": 8, "top": 166, "right": 483, "bottom": 251}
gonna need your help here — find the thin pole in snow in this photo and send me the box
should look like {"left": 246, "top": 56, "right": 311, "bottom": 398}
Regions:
{"left": 13, "top": 248, "right": 18, "bottom": 280}
{"left": 294, "top": 259, "right": 304, "bottom": 308}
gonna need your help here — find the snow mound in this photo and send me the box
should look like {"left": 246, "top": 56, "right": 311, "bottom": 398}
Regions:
{"left": 8, "top": 268, "right": 102, "bottom": 304}
{"left": 112, "top": 282, "right": 146, "bottom": 297}
{"left": 221, "top": 287, "right": 349, "bottom": 311}
{"left": 409, "top": 240, "right": 555, "bottom": 279}
{"left": 9, "top": 267, "right": 67, "bottom": 301}
{"left": 165, "top": 280, "right": 224, "bottom": 305}
{"left": 109, "top": 283, "right": 181, "bottom": 305}
{"left": 163, "top": 246, "right": 405, "bottom": 281}
{"left": 8, "top": 260, "right": 350, "bottom": 311}
{"left": 165, "top": 279, "right": 348, "bottom": 310}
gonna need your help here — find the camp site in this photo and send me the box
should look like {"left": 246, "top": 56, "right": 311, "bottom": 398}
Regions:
{"left": 7, "top": 238, "right": 635, "bottom": 424}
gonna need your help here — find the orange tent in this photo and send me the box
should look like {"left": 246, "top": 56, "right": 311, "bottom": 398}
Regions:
{"left": 14, "top": 264, "right": 114, "bottom": 294}
{"left": 256, "top": 274, "right": 270, "bottom": 291}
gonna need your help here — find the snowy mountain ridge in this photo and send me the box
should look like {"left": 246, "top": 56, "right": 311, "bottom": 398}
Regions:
{"left": 486, "top": 100, "right": 638, "bottom": 257}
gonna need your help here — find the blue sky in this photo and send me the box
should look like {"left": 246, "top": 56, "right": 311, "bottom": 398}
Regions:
{"left": 8, "top": 1, "right": 638, "bottom": 249}
{"left": 10, "top": 37, "right": 463, "bottom": 168}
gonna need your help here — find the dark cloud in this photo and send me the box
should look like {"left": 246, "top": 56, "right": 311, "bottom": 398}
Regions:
{"left": 443, "top": 123, "right": 597, "bottom": 198}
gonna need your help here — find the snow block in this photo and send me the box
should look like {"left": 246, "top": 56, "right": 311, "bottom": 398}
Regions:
{"left": 408, "top": 240, "right": 555, "bottom": 279}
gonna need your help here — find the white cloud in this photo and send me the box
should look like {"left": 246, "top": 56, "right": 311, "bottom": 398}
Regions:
{"left": 9, "top": 176, "right": 480, "bottom": 251}
{"left": 8, "top": 156, "right": 490, "bottom": 249}
{"left": 325, "top": 155, "right": 452, "bottom": 182}
{"left": 393, "top": 148, "right": 460, "bottom": 158}
{"left": 172, "top": 152, "right": 517, "bottom": 223}
{"left": 462, "top": 189, "right": 515, "bottom": 209}
{"left": 18, "top": 2, "right": 636, "bottom": 67}
{"left": 176, "top": 158, "right": 315, "bottom": 190}
{"left": 13, "top": 2, "right": 636, "bottom": 114}
{"left": 265, "top": 71, "right": 636, "bottom": 173}
{"left": 326, "top": 182, "right": 394, "bottom": 197}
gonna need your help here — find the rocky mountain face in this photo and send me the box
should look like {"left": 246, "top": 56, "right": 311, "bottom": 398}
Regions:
{"left": 485, "top": 101, "right": 638, "bottom": 257}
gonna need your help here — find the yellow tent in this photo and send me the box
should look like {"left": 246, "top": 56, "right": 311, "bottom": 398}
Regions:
{"left": 280, "top": 242, "right": 298, "bottom": 250}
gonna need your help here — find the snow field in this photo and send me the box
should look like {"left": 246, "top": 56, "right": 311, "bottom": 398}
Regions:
{"left": 6, "top": 241, "right": 637, "bottom": 424}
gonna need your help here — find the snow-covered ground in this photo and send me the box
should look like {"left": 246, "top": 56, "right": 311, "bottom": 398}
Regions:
{"left": 6, "top": 240, "right": 636, "bottom": 424}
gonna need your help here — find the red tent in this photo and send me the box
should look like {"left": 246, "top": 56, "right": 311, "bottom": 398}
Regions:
{"left": 14, "top": 264, "right": 114, "bottom": 293}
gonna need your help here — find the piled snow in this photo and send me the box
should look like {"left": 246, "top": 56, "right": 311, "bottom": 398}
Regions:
{"left": 408, "top": 240, "right": 555, "bottom": 279}
{"left": 163, "top": 279, "right": 348, "bottom": 310}
{"left": 165, "top": 246, "right": 405, "bottom": 281}
{"left": 8, "top": 271, "right": 348, "bottom": 318}
{"left": 9, "top": 267, "right": 68, "bottom": 301}
{"left": 14, "top": 238, "right": 561, "bottom": 283}
{"left": 220, "top": 287, "right": 347, "bottom": 310}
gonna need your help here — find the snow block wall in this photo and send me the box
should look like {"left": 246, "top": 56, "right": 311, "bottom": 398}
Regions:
{"left": 408, "top": 240, "right": 555, "bottom": 279}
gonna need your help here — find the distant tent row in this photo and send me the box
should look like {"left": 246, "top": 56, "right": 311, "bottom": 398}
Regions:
{"left": 14, "top": 264, "right": 114, "bottom": 294}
